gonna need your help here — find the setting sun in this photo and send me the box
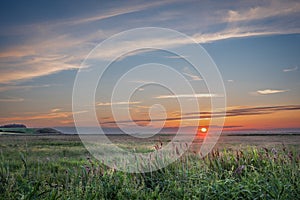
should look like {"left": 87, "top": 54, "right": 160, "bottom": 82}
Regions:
{"left": 200, "top": 127, "right": 208, "bottom": 133}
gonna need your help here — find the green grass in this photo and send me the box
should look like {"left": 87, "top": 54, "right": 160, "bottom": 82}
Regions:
{"left": 0, "top": 135, "right": 299, "bottom": 199}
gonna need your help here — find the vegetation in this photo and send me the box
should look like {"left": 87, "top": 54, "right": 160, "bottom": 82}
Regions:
{"left": 0, "top": 124, "right": 27, "bottom": 128}
{"left": 0, "top": 127, "right": 61, "bottom": 135}
{"left": 0, "top": 135, "right": 299, "bottom": 199}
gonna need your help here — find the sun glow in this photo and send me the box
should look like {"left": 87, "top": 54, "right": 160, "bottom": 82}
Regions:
{"left": 200, "top": 127, "right": 207, "bottom": 133}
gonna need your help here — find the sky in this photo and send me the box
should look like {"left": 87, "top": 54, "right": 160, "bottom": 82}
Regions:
{"left": 0, "top": 0, "right": 299, "bottom": 131}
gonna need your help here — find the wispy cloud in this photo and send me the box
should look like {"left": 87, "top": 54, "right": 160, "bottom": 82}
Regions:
{"left": 0, "top": 110, "right": 86, "bottom": 123}
{"left": 97, "top": 101, "right": 141, "bottom": 106}
{"left": 164, "top": 55, "right": 189, "bottom": 59}
{"left": 115, "top": 48, "right": 156, "bottom": 61}
{"left": 0, "top": 84, "right": 51, "bottom": 92}
{"left": 186, "top": 105, "right": 300, "bottom": 118}
{"left": 225, "top": 1, "right": 300, "bottom": 23}
{"left": 256, "top": 89, "right": 289, "bottom": 95}
{"left": 0, "top": 1, "right": 174, "bottom": 82}
{"left": 71, "top": 1, "right": 170, "bottom": 25}
{"left": 1, "top": 0, "right": 299, "bottom": 84}
{"left": 0, "top": 30, "right": 107, "bottom": 83}
{"left": 51, "top": 108, "right": 61, "bottom": 113}
{"left": 0, "top": 53, "right": 79, "bottom": 83}
{"left": 0, "top": 97, "right": 24, "bottom": 102}
{"left": 193, "top": 27, "right": 299, "bottom": 44}
{"left": 181, "top": 66, "right": 202, "bottom": 81}
{"left": 155, "top": 94, "right": 221, "bottom": 99}
{"left": 238, "top": 104, "right": 300, "bottom": 113}
{"left": 0, "top": 1, "right": 170, "bottom": 36}
{"left": 0, "top": 112, "right": 69, "bottom": 122}
{"left": 283, "top": 66, "right": 298, "bottom": 72}
{"left": 101, "top": 104, "right": 300, "bottom": 125}
{"left": 86, "top": 26, "right": 300, "bottom": 62}
{"left": 182, "top": 72, "right": 202, "bottom": 81}
{"left": 129, "top": 80, "right": 154, "bottom": 84}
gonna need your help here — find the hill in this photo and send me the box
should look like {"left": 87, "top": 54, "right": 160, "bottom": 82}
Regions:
{"left": 0, "top": 123, "right": 26, "bottom": 128}
{"left": 0, "top": 127, "right": 62, "bottom": 135}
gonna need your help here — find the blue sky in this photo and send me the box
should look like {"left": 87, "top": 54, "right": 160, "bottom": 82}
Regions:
{"left": 0, "top": 0, "right": 299, "bottom": 129}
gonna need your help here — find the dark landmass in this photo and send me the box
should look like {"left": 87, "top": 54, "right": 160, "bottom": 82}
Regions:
{"left": 0, "top": 123, "right": 63, "bottom": 135}
{"left": 0, "top": 127, "right": 62, "bottom": 135}
{"left": 35, "top": 128, "right": 63, "bottom": 135}
{"left": 0, "top": 123, "right": 26, "bottom": 128}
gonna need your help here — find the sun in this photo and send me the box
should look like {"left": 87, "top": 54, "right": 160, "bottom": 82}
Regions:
{"left": 200, "top": 127, "right": 207, "bottom": 133}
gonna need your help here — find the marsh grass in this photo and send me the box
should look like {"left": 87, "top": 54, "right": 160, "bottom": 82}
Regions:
{"left": 0, "top": 135, "right": 299, "bottom": 199}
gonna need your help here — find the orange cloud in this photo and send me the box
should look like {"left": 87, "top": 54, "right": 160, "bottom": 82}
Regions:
{"left": 100, "top": 104, "right": 300, "bottom": 130}
{"left": 256, "top": 89, "right": 289, "bottom": 95}
{"left": 0, "top": 110, "right": 87, "bottom": 127}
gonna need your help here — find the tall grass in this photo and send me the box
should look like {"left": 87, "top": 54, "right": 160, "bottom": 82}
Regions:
{"left": 0, "top": 139, "right": 299, "bottom": 199}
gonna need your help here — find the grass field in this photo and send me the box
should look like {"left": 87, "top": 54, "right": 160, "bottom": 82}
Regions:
{"left": 0, "top": 134, "right": 299, "bottom": 199}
